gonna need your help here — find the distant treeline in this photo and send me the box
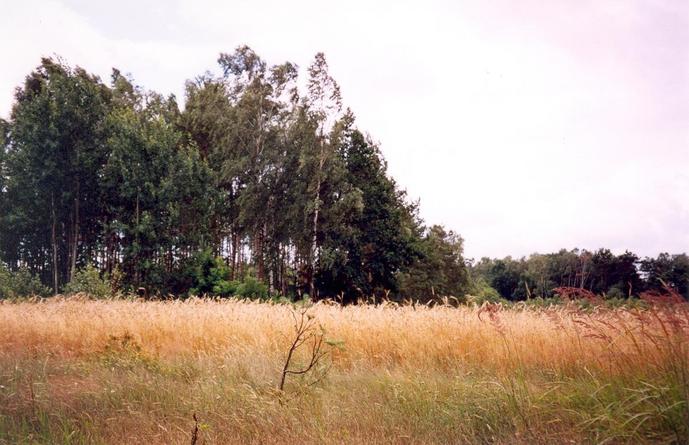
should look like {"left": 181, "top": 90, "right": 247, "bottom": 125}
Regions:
{"left": 469, "top": 249, "right": 689, "bottom": 302}
{"left": 0, "top": 49, "right": 686, "bottom": 302}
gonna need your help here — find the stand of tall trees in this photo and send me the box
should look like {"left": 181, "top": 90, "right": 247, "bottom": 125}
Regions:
{"left": 0, "top": 49, "right": 469, "bottom": 302}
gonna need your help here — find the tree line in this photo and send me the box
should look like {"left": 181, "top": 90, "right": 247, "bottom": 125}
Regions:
{"left": 469, "top": 249, "right": 689, "bottom": 302}
{"left": 0, "top": 49, "right": 467, "bottom": 302}
{"left": 0, "top": 49, "right": 686, "bottom": 302}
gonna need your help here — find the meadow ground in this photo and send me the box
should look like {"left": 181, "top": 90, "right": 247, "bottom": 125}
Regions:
{"left": 0, "top": 297, "right": 687, "bottom": 444}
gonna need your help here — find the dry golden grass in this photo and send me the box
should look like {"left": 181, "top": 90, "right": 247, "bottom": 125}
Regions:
{"left": 1, "top": 297, "right": 687, "bottom": 444}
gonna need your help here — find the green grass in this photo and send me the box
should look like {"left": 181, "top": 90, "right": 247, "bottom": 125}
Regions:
{"left": 1, "top": 353, "right": 686, "bottom": 444}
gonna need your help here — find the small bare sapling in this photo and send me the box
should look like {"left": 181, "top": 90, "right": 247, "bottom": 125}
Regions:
{"left": 278, "top": 307, "right": 338, "bottom": 392}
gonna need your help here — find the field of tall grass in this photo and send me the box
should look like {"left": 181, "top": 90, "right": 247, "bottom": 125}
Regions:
{"left": 1, "top": 297, "right": 687, "bottom": 444}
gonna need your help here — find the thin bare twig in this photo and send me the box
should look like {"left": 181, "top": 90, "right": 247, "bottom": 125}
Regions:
{"left": 278, "top": 308, "right": 331, "bottom": 392}
{"left": 190, "top": 413, "right": 199, "bottom": 445}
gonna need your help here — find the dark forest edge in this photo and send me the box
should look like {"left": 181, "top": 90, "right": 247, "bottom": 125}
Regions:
{"left": 0, "top": 48, "right": 687, "bottom": 303}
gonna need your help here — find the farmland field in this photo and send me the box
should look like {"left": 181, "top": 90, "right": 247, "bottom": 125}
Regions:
{"left": 1, "top": 297, "right": 687, "bottom": 444}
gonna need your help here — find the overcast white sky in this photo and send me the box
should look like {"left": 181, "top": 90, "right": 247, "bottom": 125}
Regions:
{"left": 1, "top": 0, "right": 688, "bottom": 259}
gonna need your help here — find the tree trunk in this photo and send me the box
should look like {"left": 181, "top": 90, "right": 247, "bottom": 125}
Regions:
{"left": 254, "top": 227, "right": 265, "bottom": 282}
{"left": 231, "top": 230, "right": 238, "bottom": 280}
{"left": 309, "top": 143, "right": 326, "bottom": 299}
{"left": 238, "top": 238, "right": 244, "bottom": 279}
{"left": 134, "top": 192, "right": 140, "bottom": 286}
{"left": 51, "top": 193, "right": 58, "bottom": 294}
{"left": 280, "top": 244, "right": 288, "bottom": 297}
{"left": 70, "top": 178, "right": 79, "bottom": 281}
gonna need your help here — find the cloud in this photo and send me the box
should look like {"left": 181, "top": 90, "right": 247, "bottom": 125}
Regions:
{"left": 0, "top": 0, "right": 218, "bottom": 114}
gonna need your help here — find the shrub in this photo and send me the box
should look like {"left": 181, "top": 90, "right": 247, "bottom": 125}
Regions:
{"left": 109, "top": 265, "right": 124, "bottom": 296}
{"left": 212, "top": 279, "right": 240, "bottom": 297}
{"left": 187, "top": 250, "right": 270, "bottom": 299}
{"left": 235, "top": 276, "right": 269, "bottom": 299}
{"left": 0, "top": 265, "right": 51, "bottom": 299}
{"left": 189, "top": 249, "right": 233, "bottom": 296}
{"left": 605, "top": 286, "right": 626, "bottom": 300}
{"left": 63, "top": 264, "right": 111, "bottom": 298}
{"left": 466, "top": 277, "right": 505, "bottom": 305}
{"left": 0, "top": 266, "right": 10, "bottom": 299}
